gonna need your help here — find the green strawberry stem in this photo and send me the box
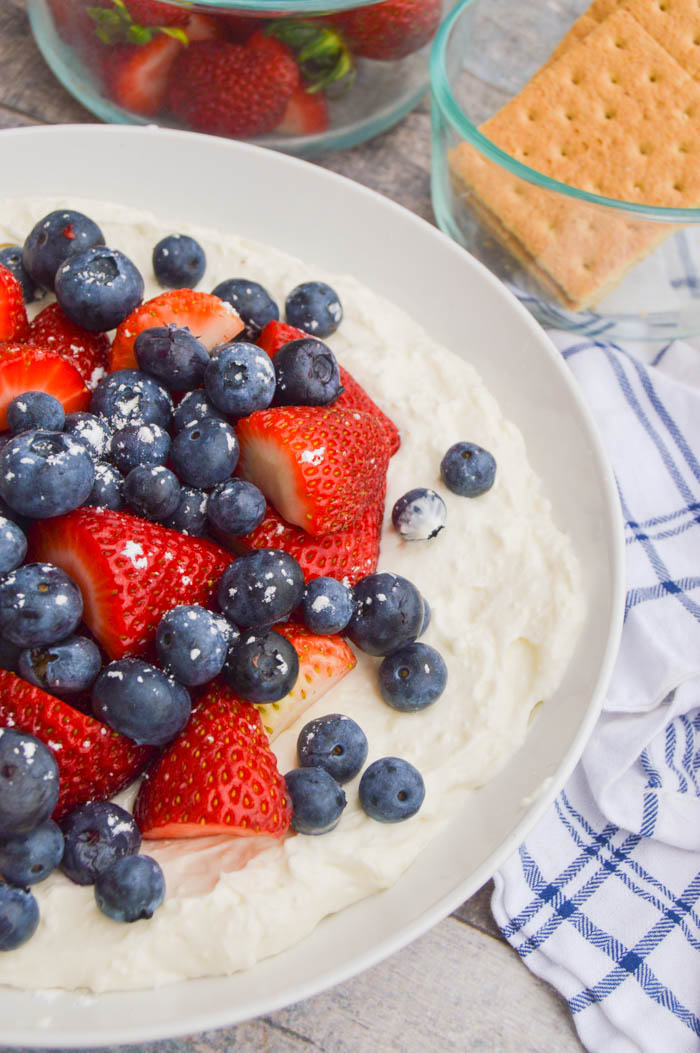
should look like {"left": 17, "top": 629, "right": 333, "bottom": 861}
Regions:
{"left": 264, "top": 20, "right": 355, "bottom": 94}
{"left": 86, "top": 1, "right": 188, "bottom": 47}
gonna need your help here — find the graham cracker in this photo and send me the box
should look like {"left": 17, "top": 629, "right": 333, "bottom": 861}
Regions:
{"left": 547, "top": 0, "right": 700, "bottom": 79}
{"left": 449, "top": 8, "right": 700, "bottom": 309}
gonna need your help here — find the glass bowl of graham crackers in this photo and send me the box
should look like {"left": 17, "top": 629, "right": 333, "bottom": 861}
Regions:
{"left": 430, "top": 0, "right": 700, "bottom": 340}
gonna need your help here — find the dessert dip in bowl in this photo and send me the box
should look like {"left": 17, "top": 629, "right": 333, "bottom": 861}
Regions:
{"left": 431, "top": 0, "right": 700, "bottom": 341}
{"left": 0, "top": 125, "right": 623, "bottom": 1045}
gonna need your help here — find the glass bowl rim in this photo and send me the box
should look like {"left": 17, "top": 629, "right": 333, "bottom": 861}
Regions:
{"left": 429, "top": 0, "right": 700, "bottom": 224}
{"left": 156, "top": 0, "right": 377, "bottom": 11}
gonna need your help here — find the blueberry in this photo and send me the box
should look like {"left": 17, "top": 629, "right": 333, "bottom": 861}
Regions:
{"left": 7, "top": 391, "right": 65, "bottom": 434}
{"left": 418, "top": 596, "right": 431, "bottom": 637}
{"left": 0, "top": 494, "right": 29, "bottom": 532}
{"left": 0, "top": 245, "right": 41, "bottom": 303}
{"left": 55, "top": 246, "right": 144, "bottom": 332}
{"left": 90, "top": 369, "right": 173, "bottom": 431}
{"left": 0, "top": 516, "right": 27, "bottom": 575}
{"left": 285, "top": 281, "right": 343, "bottom": 338}
{"left": 63, "top": 412, "right": 112, "bottom": 461}
{"left": 134, "top": 325, "right": 209, "bottom": 392}
{"left": 0, "top": 563, "right": 83, "bottom": 647}
{"left": 92, "top": 658, "right": 191, "bottom": 746}
{"left": 207, "top": 478, "right": 266, "bottom": 537}
{"left": 440, "top": 442, "right": 496, "bottom": 497}
{"left": 170, "top": 418, "right": 238, "bottom": 489}
{"left": 22, "top": 209, "right": 104, "bottom": 291}
{"left": 0, "top": 430, "right": 95, "bottom": 519}
{"left": 284, "top": 768, "right": 346, "bottom": 835}
{"left": 156, "top": 604, "right": 228, "bottom": 687}
{"left": 297, "top": 714, "right": 368, "bottom": 784}
{"left": 172, "top": 389, "right": 225, "bottom": 432}
{"left": 18, "top": 634, "right": 102, "bottom": 697}
{"left": 162, "top": 486, "right": 208, "bottom": 536}
{"left": 0, "top": 729, "right": 59, "bottom": 837}
{"left": 95, "top": 854, "right": 165, "bottom": 923}
{"left": 391, "top": 488, "right": 446, "bottom": 541}
{"left": 211, "top": 278, "right": 279, "bottom": 342}
{"left": 60, "top": 801, "right": 141, "bottom": 886}
{"left": 223, "top": 628, "right": 299, "bottom": 703}
{"left": 378, "top": 642, "right": 447, "bottom": 712}
{"left": 203, "top": 342, "right": 275, "bottom": 418}
{"left": 301, "top": 577, "right": 354, "bottom": 635}
{"left": 0, "top": 636, "right": 21, "bottom": 673}
{"left": 347, "top": 572, "right": 424, "bottom": 657}
{"left": 0, "top": 819, "right": 64, "bottom": 886}
{"left": 0, "top": 884, "right": 39, "bottom": 949}
{"left": 272, "top": 337, "right": 342, "bottom": 407}
{"left": 109, "top": 423, "right": 171, "bottom": 475}
{"left": 153, "top": 233, "right": 206, "bottom": 289}
{"left": 85, "top": 461, "right": 124, "bottom": 511}
{"left": 358, "top": 757, "right": 425, "bottom": 823}
{"left": 217, "top": 549, "right": 304, "bottom": 629}
{"left": 124, "top": 465, "right": 181, "bottom": 521}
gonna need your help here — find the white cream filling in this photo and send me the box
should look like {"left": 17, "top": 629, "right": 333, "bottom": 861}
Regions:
{"left": 0, "top": 198, "right": 584, "bottom": 992}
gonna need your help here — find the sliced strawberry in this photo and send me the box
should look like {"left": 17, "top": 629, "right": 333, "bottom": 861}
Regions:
{"left": 252, "top": 622, "right": 356, "bottom": 741}
{"left": 184, "top": 12, "right": 229, "bottom": 41}
{"left": 0, "top": 265, "right": 29, "bottom": 342}
{"left": 27, "top": 302, "right": 110, "bottom": 391}
{"left": 0, "top": 344, "right": 89, "bottom": 429}
{"left": 134, "top": 684, "right": 291, "bottom": 839}
{"left": 102, "top": 33, "right": 183, "bottom": 116}
{"left": 123, "top": 0, "right": 189, "bottom": 26}
{"left": 236, "top": 486, "right": 385, "bottom": 588}
{"left": 257, "top": 320, "right": 400, "bottom": 455}
{"left": 28, "top": 508, "right": 232, "bottom": 660}
{"left": 0, "top": 670, "right": 153, "bottom": 821}
{"left": 110, "top": 289, "right": 243, "bottom": 372}
{"left": 236, "top": 405, "right": 390, "bottom": 536}
{"left": 276, "top": 87, "right": 329, "bottom": 136}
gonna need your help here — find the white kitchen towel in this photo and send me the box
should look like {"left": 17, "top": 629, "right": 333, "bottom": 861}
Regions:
{"left": 491, "top": 336, "right": 700, "bottom": 1053}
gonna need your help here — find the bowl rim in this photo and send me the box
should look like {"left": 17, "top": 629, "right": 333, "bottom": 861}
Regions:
{"left": 143, "top": 0, "right": 377, "bottom": 12}
{"left": 430, "top": 0, "right": 700, "bottom": 224}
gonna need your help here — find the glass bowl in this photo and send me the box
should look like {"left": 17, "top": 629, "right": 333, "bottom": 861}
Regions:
{"left": 430, "top": 0, "right": 700, "bottom": 341}
{"left": 28, "top": 0, "right": 452, "bottom": 157}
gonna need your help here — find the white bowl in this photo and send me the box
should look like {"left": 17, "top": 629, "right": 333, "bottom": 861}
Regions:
{"left": 0, "top": 125, "right": 624, "bottom": 1047}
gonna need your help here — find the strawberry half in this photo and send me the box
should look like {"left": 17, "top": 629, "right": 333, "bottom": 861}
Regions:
{"left": 110, "top": 289, "right": 244, "bottom": 372}
{"left": 0, "top": 344, "right": 90, "bottom": 429}
{"left": 331, "top": 0, "right": 442, "bottom": 61}
{"left": 236, "top": 486, "right": 385, "bottom": 587}
{"left": 0, "top": 670, "right": 153, "bottom": 821}
{"left": 102, "top": 33, "right": 183, "bottom": 116}
{"left": 276, "top": 87, "right": 330, "bottom": 136}
{"left": 257, "top": 320, "right": 400, "bottom": 455}
{"left": 236, "top": 405, "right": 390, "bottom": 536}
{"left": 28, "top": 507, "right": 232, "bottom": 660}
{"left": 123, "top": 0, "right": 189, "bottom": 26}
{"left": 27, "top": 302, "right": 111, "bottom": 391}
{"left": 0, "top": 265, "right": 29, "bottom": 342}
{"left": 253, "top": 622, "right": 356, "bottom": 741}
{"left": 134, "top": 684, "right": 292, "bottom": 839}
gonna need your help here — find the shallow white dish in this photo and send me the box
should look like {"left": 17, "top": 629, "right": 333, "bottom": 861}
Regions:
{"left": 0, "top": 124, "right": 624, "bottom": 1048}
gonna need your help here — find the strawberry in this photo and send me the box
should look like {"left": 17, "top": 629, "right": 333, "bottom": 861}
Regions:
{"left": 236, "top": 487, "right": 385, "bottom": 588}
{"left": 276, "top": 86, "right": 329, "bottom": 135}
{"left": 166, "top": 35, "right": 300, "bottom": 138}
{"left": 0, "top": 670, "right": 153, "bottom": 822}
{"left": 332, "top": 0, "right": 442, "bottom": 61}
{"left": 134, "top": 684, "right": 292, "bottom": 839}
{"left": 110, "top": 289, "right": 244, "bottom": 371}
{"left": 236, "top": 405, "right": 390, "bottom": 536}
{"left": 102, "top": 33, "right": 183, "bottom": 116}
{"left": 28, "top": 508, "right": 232, "bottom": 660}
{"left": 27, "top": 302, "right": 110, "bottom": 391}
{"left": 0, "top": 265, "right": 29, "bottom": 342}
{"left": 122, "top": 0, "right": 189, "bottom": 27}
{"left": 253, "top": 622, "right": 356, "bottom": 740}
{"left": 0, "top": 344, "right": 89, "bottom": 429}
{"left": 257, "top": 320, "right": 400, "bottom": 455}
{"left": 183, "top": 11, "right": 229, "bottom": 42}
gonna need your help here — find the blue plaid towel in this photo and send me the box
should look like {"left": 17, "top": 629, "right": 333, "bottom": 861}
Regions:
{"left": 492, "top": 336, "right": 700, "bottom": 1053}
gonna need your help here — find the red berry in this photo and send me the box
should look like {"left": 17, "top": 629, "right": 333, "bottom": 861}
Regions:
{"left": 102, "top": 33, "right": 183, "bottom": 116}
{"left": 0, "top": 344, "right": 89, "bottom": 429}
{"left": 0, "top": 265, "right": 29, "bottom": 343}
{"left": 334, "top": 0, "right": 442, "bottom": 61}
{"left": 28, "top": 302, "right": 110, "bottom": 391}
{"left": 276, "top": 87, "right": 330, "bottom": 136}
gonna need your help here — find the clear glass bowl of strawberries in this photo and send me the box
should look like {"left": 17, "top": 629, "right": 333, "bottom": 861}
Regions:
{"left": 28, "top": 0, "right": 451, "bottom": 155}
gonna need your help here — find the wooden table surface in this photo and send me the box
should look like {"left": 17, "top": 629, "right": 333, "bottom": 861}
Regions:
{"left": 0, "top": 3, "right": 585, "bottom": 1050}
